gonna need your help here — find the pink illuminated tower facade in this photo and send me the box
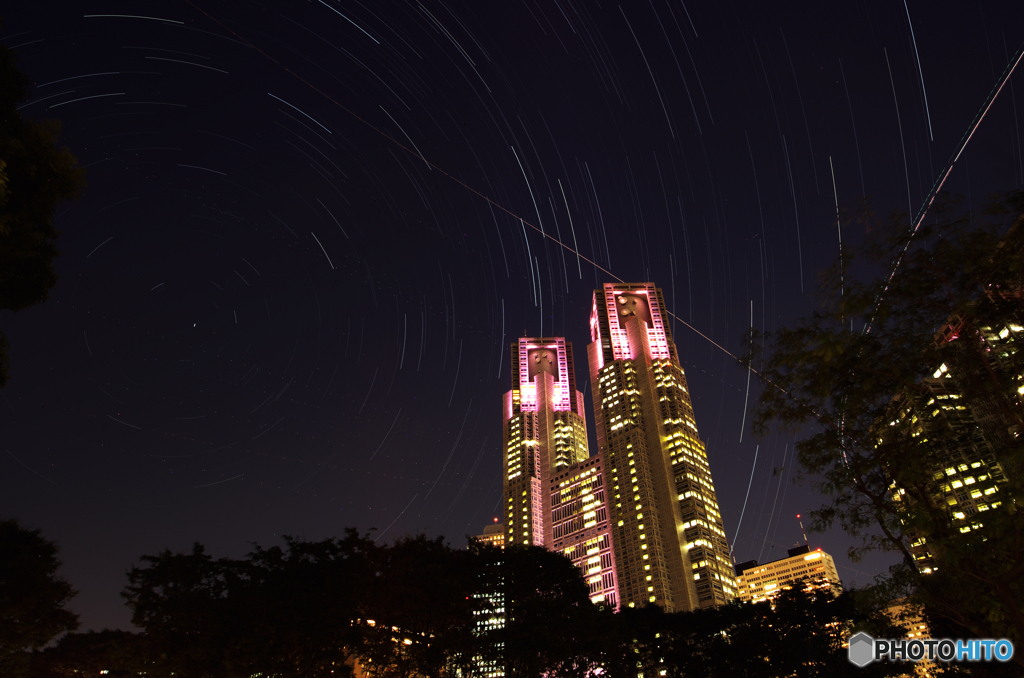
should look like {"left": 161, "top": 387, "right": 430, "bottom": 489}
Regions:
{"left": 588, "top": 283, "right": 735, "bottom": 611}
{"left": 502, "top": 337, "right": 619, "bottom": 607}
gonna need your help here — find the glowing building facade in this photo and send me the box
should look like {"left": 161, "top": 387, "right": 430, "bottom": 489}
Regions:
{"left": 471, "top": 554, "right": 506, "bottom": 678}
{"left": 474, "top": 522, "right": 506, "bottom": 549}
{"left": 549, "top": 455, "right": 618, "bottom": 607}
{"left": 503, "top": 337, "right": 588, "bottom": 546}
{"left": 734, "top": 545, "right": 842, "bottom": 604}
{"left": 588, "top": 283, "right": 736, "bottom": 611}
{"left": 502, "top": 337, "right": 619, "bottom": 606}
{"left": 897, "top": 318, "right": 1016, "bottom": 571}
{"left": 883, "top": 219, "right": 1023, "bottom": 572}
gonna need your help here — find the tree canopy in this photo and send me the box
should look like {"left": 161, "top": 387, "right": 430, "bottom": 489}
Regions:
{"left": 110, "top": 534, "right": 911, "bottom": 677}
{"left": 5, "top": 525, "right": 949, "bottom": 676}
{"left": 0, "top": 32, "right": 86, "bottom": 389}
{"left": 747, "top": 192, "right": 1024, "bottom": 660}
{"left": 27, "top": 629, "right": 145, "bottom": 678}
{"left": 119, "top": 532, "right": 379, "bottom": 678}
{"left": 114, "top": 535, "right": 607, "bottom": 678}
{"left": 0, "top": 519, "right": 79, "bottom": 678}
{"left": 597, "top": 585, "right": 906, "bottom": 678}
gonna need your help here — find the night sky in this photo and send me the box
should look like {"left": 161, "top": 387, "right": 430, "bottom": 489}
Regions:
{"left": 2, "top": 1, "right": 1023, "bottom": 632}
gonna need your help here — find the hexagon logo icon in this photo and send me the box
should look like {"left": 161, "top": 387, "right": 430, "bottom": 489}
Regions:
{"left": 848, "top": 631, "right": 875, "bottom": 667}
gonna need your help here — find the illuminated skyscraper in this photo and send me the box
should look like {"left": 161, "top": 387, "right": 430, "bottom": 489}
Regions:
{"left": 503, "top": 337, "right": 586, "bottom": 546}
{"left": 894, "top": 316, "right": 1016, "bottom": 572}
{"left": 502, "top": 337, "right": 619, "bottom": 606}
{"left": 588, "top": 283, "right": 736, "bottom": 610}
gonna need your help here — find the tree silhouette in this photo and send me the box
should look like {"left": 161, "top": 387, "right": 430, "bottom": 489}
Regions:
{"left": 121, "top": 543, "right": 236, "bottom": 678}
{"left": 0, "top": 519, "right": 79, "bottom": 678}
{"left": 28, "top": 629, "right": 146, "bottom": 678}
{"left": 110, "top": 530, "right": 932, "bottom": 676}
{"left": 0, "top": 29, "right": 86, "bottom": 389}
{"left": 747, "top": 192, "right": 1024, "bottom": 661}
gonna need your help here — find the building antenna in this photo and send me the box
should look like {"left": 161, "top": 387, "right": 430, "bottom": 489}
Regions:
{"left": 797, "top": 514, "right": 808, "bottom": 546}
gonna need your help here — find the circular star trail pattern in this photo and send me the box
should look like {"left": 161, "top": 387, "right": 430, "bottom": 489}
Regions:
{"left": 2, "top": 1, "right": 1022, "bottom": 629}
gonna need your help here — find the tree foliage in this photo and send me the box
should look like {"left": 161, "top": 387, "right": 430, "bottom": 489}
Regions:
{"left": 597, "top": 586, "right": 905, "bottom": 678}
{"left": 747, "top": 192, "right": 1024, "bottom": 657}
{"left": 481, "top": 543, "right": 604, "bottom": 677}
{"left": 27, "top": 629, "right": 146, "bottom": 678}
{"left": 121, "top": 543, "right": 237, "bottom": 678}
{"left": 0, "top": 32, "right": 86, "bottom": 389}
{"left": 121, "top": 531, "right": 378, "bottom": 678}
{"left": 13, "top": 526, "right": 952, "bottom": 676}
{"left": 0, "top": 519, "right": 79, "bottom": 678}
{"left": 357, "top": 534, "right": 478, "bottom": 678}
{"left": 116, "top": 535, "right": 610, "bottom": 678}
{"left": 231, "top": 532, "right": 373, "bottom": 678}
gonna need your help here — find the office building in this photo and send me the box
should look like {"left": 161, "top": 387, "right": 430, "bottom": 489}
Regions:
{"left": 734, "top": 545, "right": 842, "bottom": 604}
{"left": 882, "top": 600, "right": 934, "bottom": 677}
{"left": 503, "top": 337, "right": 587, "bottom": 546}
{"left": 474, "top": 521, "right": 506, "bottom": 549}
{"left": 890, "top": 299, "right": 1022, "bottom": 569}
{"left": 471, "top": 547, "right": 506, "bottom": 678}
{"left": 882, "top": 218, "right": 1023, "bottom": 570}
{"left": 501, "top": 337, "right": 619, "bottom": 606}
{"left": 549, "top": 455, "right": 618, "bottom": 607}
{"left": 588, "top": 283, "right": 735, "bottom": 610}
{"left": 901, "top": 338, "right": 1012, "bottom": 571}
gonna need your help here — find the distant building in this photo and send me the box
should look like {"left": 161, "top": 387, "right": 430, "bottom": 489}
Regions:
{"left": 474, "top": 522, "right": 505, "bottom": 549}
{"left": 471, "top": 547, "right": 505, "bottom": 678}
{"left": 734, "top": 545, "right": 842, "bottom": 604}
{"left": 895, "top": 317, "right": 1017, "bottom": 571}
{"left": 881, "top": 216, "right": 1024, "bottom": 572}
{"left": 884, "top": 600, "right": 934, "bottom": 677}
{"left": 588, "top": 283, "right": 735, "bottom": 610}
{"left": 502, "top": 337, "right": 589, "bottom": 547}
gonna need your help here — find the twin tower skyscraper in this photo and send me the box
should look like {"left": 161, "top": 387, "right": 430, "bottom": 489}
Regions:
{"left": 501, "top": 283, "right": 736, "bottom": 611}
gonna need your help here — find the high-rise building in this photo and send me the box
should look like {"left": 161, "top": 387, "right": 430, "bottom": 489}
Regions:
{"left": 734, "top": 545, "right": 842, "bottom": 604}
{"left": 503, "top": 337, "right": 588, "bottom": 546}
{"left": 880, "top": 218, "right": 1023, "bottom": 571}
{"left": 470, "top": 547, "right": 506, "bottom": 678}
{"left": 501, "top": 337, "right": 619, "bottom": 607}
{"left": 588, "top": 283, "right": 736, "bottom": 610}
{"left": 898, "top": 318, "right": 1016, "bottom": 571}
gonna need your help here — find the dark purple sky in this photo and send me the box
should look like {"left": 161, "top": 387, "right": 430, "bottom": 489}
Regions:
{"left": 2, "top": 1, "right": 1022, "bottom": 631}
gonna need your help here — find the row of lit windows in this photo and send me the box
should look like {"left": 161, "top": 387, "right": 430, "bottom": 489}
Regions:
{"left": 742, "top": 570, "right": 830, "bottom": 591}
{"left": 667, "top": 437, "right": 706, "bottom": 457}
{"left": 665, "top": 430, "right": 705, "bottom": 453}
{"left": 743, "top": 563, "right": 823, "bottom": 583}
{"left": 551, "top": 495, "right": 602, "bottom": 519}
